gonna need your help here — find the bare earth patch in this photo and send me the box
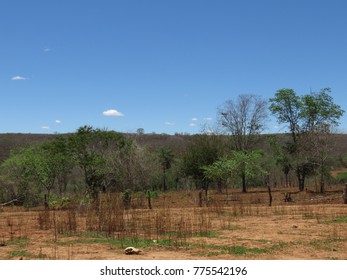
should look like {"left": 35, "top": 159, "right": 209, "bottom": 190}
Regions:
{"left": 1, "top": 188, "right": 346, "bottom": 260}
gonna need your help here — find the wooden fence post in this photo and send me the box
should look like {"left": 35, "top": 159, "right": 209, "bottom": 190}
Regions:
{"left": 265, "top": 175, "right": 272, "bottom": 207}
{"left": 147, "top": 190, "right": 152, "bottom": 210}
{"left": 344, "top": 184, "right": 347, "bottom": 204}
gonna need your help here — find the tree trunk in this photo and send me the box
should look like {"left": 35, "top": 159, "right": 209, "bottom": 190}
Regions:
{"left": 241, "top": 172, "right": 247, "bottom": 193}
{"left": 320, "top": 170, "right": 325, "bottom": 193}
{"left": 268, "top": 185, "right": 273, "bottom": 206}
{"left": 198, "top": 189, "right": 203, "bottom": 207}
{"left": 44, "top": 194, "right": 48, "bottom": 209}
{"left": 319, "top": 160, "right": 325, "bottom": 193}
{"left": 202, "top": 181, "right": 209, "bottom": 206}
{"left": 285, "top": 171, "right": 289, "bottom": 188}
{"left": 296, "top": 167, "right": 305, "bottom": 192}
{"left": 217, "top": 180, "right": 223, "bottom": 193}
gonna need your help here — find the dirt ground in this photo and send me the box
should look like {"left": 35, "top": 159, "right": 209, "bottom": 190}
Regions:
{"left": 1, "top": 186, "right": 346, "bottom": 260}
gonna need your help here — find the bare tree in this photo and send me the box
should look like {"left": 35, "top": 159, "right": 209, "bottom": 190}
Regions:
{"left": 308, "top": 124, "right": 335, "bottom": 193}
{"left": 217, "top": 94, "right": 268, "bottom": 192}
{"left": 218, "top": 94, "right": 268, "bottom": 151}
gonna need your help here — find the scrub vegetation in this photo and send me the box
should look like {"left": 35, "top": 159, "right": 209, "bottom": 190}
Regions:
{"left": 1, "top": 89, "right": 346, "bottom": 259}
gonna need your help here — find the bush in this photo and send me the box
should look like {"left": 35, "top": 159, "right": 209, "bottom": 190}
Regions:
{"left": 335, "top": 172, "right": 347, "bottom": 184}
{"left": 48, "top": 196, "right": 71, "bottom": 210}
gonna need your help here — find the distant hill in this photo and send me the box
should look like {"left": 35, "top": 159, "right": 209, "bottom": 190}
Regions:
{"left": 0, "top": 132, "right": 193, "bottom": 163}
{"left": 0, "top": 133, "right": 57, "bottom": 163}
{"left": 1, "top": 132, "right": 347, "bottom": 164}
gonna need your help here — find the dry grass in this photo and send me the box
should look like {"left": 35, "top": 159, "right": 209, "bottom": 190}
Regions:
{"left": 0, "top": 185, "right": 346, "bottom": 260}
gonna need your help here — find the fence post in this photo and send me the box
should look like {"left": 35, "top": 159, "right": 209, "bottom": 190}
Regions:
{"left": 344, "top": 184, "right": 347, "bottom": 204}
{"left": 267, "top": 185, "right": 273, "bottom": 206}
{"left": 147, "top": 190, "right": 152, "bottom": 210}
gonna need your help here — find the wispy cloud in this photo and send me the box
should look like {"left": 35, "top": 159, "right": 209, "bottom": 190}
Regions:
{"left": 205, "top": 129, "right": 214, "bottom": 135}
{"left": 165, "top": 121, "right": 175, "bottom": 126}
{"left": 43, "top": 47, "right": 51, "bottom": 52}
{"left": 55, "top": 120, "right": 61, "bottom": 124}
{"left": 189, "top": 123, "right": 198, "bottom": 127}
{"left": 11, "top": 76, "right": 28, "bottom": 81}
{"left": 103, "top": 109, "right": 124, "bottom": 117}
{"left": 203, "top": 117, "right": 213, "bottom": 121}
{"left": 191, "top": 117, "right": 198, "bottom": 121}
{"left": 41, "top": 126, "right": 50, "bottom": 130}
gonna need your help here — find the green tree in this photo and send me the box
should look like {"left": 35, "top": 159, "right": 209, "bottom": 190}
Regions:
{"left": 300, "top": 89, "right": 343, "bottom": 131}
{"left": 202, "top": 150, "right": 266, "bottom": 192}
{"left": 0, "top": 144, "right": 57, "bottom": 207}
{"left": 181, "top": 134, "right": 226, "bottom": 195}
{"left": 201, "top": 157, "right": 231, "bottom": 193}
{"left": 269, "top": 89, "right": 302, "bottom": 143}
{"left": 30, "top": 143, "right": 58, "bottom": 206}
{"left": 0, "top": 148, "right": 38, "bottom": 206}
{"left": 269, "top": 88, "right": 344, "bottom": 191}
{"left": 49, "top": 136, "right": 74, "bottom": 195}
{"left": 229, "top": 150, "right": 266, "bottom": 192}
{"left": 69, "top": 126, "right": 131, "bottom": 201}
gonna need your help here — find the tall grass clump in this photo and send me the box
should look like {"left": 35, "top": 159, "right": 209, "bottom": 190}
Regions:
{"left": 61, "top": 209, "right": 78, "bottom": 234}
{"left": 37, "top": 209, "right": 51, "bottom": 230}
{"left": 154, "top": 208, "right": 172, "bottom": 238}
{"left": 85, "top": 193, "right": 126, "bottom": 235}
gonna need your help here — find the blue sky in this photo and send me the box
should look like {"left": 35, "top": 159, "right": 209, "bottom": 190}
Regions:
{"left": 1, "top": 0, "right": 347, "bottom": 134}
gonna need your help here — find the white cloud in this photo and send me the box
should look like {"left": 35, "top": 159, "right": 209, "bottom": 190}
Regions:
{"left": 11, "top": 76, "right": 27, "bottom": 81}
{"left": 203, "top": 117, "right": 213, "bottom": 121}
{"left": 189, "top": 123, "right": 198, "bottom": 127}
{"left": 55, "top": 120, "right": 61, "bottom": 124}
{"left": 44, "top": 47, "right": 51, "bottom": 52}
{"left": 41, "top": 126, "right": 50, "bottom": 130}
{"left": 165, "top": 121, "right": 175, "bottom": 126}
{"left": 191, "top": 117, "right": 198, "bottom": 121}
{"left": 103, "top": 109, "right": 124, "bottom": 117}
